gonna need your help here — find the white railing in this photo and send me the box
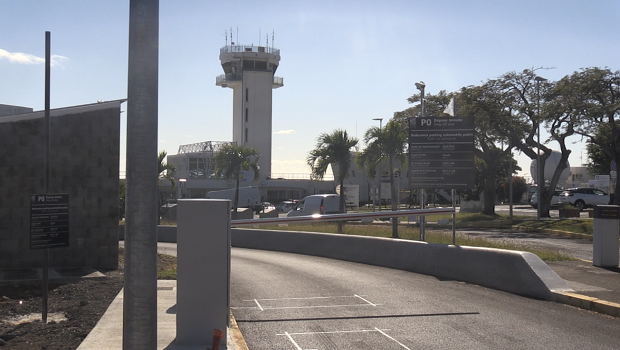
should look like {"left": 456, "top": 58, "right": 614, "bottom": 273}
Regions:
{"left": 231, "top": 208, "right": 454, "bottom": 227}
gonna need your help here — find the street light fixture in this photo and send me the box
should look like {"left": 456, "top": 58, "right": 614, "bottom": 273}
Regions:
{"left": 535, "top": 76, "right": 547, "bottom": 221}
{"left": 415, "top": 81, "right": 426, "bottom": 239}
{"left": 372, "top": 118, "right": 383, "bottom": 211}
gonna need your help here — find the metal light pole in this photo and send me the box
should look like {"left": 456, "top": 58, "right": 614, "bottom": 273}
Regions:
{"left": 372, "top": 118, "right": 383, "bottom": 211}
{"left": 415, "top": 81, "right": 426, "bottom": 240}
{"left": 535, "top": 76, "right": 547, "bottom": 221}
{"left": 124, "top": 1, "right": 159, "bottom": 348}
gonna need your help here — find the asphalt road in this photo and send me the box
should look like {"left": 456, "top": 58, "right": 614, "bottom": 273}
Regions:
{"left": 230, "top": 248, "right": 620, "bottom": 350}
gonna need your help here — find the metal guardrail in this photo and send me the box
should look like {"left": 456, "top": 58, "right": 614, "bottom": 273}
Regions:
{"left": 231, "top": 208, "right": 455, "bottom": 227}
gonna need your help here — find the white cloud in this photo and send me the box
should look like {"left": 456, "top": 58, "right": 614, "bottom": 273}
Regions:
{"left": 0, "top": 48, "right": 68, "bottom": 66}
{"left": 274, "top": 129, "right": 295, "bottom": 135}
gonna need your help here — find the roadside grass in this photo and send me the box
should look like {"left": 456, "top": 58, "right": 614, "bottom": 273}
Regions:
{"left": 259, "top": 221, "right": 577, "bottom": 261}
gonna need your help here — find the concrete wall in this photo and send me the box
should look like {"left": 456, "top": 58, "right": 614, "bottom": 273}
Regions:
{"left": 231, "top": 228, "right": 571, "bottom": 300}
{"left": 119, "top": 224, "right": 571, "bottom": 300}
{"left": 0, "top": 102, "right": 122, "bottom": 269}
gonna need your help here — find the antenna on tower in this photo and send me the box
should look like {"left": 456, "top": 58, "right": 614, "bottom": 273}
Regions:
{"left": 272, "top": 30, "right": 275, "bottom": 50}
{"left": 230, "top": 27, "right": 233, "bottom": 45}
{"left": 259, "top": 28, "right": 261, "bottom": 47}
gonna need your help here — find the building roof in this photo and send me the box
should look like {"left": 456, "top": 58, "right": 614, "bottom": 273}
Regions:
{"left": 0, "top": 99, "right": 126, "bottom": 124}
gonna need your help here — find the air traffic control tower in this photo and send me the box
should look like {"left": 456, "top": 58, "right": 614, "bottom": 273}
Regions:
{"left": 216, "top": 44, "right": 283, "bottom": 179}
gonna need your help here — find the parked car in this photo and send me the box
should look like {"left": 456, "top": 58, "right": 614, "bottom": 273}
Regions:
{"left": 262, "top": 202, "right": 275, "bottom": 211}
{"left": 286, "top": 194, "right": 342, "bottom": 217}
{"left": 558, "top": 187, "right": 610, "bottom": 211}
{"left": 276, "top": 200, "right": 297, "bottom": 212}
{"left": 530, "top": 189, "right": 563, "bottom": 209}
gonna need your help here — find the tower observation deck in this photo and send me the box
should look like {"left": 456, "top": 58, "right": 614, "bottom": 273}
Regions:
{"left": 216, "top": 45, "right": 283, "bottom": 180}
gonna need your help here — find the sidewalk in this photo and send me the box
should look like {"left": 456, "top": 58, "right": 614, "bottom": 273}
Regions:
{"left": 547, "top": 260, "right": 620, "bottom": 317}
{"left": 76, "top": 280, "right": 248, "bottom": 350}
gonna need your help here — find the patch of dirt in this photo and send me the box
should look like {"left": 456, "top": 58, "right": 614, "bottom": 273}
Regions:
{"left": 0, "top": 250, "right": 176, "bottom": 349}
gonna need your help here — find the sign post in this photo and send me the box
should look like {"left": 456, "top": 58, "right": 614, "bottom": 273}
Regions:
{"left": 409, "top": 117, "right": 475, "bottom": 241}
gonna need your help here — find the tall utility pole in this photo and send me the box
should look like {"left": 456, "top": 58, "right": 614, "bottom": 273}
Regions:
{"left": 415, "top": 81, "right": 426, "bottom": 240}
{"left": 124, "top": 1, "right": 159, "bottom": 349}
{"left": 372, "top": 118, "right": 383, "bottom": 211}
{"left": 535, "top": 76, "right": 547, "bottom": 221}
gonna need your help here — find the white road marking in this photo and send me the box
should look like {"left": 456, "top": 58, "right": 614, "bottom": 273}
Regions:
{"left": 253, "top": 299, "right": 264, "bottom": 311}
{"left": 232, "top": 294, "right": 381, "bottom": 311}
{"left": 375, "top": 327, "right": 412, "bottom": 350}
{"left": 355, "top": 294, "right": 377, "bottom": 306}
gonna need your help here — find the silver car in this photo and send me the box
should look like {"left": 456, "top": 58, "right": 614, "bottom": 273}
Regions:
{"left": 530, "top": 189, "right": 563, "bottom": 209}
{"left": 558, "top": 187, "right": 610, "bottom": 211}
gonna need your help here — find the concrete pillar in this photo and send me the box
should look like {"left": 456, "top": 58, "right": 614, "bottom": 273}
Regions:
{"left": 176, "top": 199, "right": 231, "bottom": 348}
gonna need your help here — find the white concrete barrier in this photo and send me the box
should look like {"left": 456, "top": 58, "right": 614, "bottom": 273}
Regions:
{"left": 230, "top": 228, "right": 572, "bottom": 300}
{"left": 118, "top": 221, "right": 571, "bottom": 300}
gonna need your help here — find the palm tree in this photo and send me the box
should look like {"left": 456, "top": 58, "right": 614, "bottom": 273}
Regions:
{"left": 158, "top": 150, "right": 176, "bottom": 223}
{"left": 357, "top": 119, "right": 408, "bottom": 238}
{"left": 213, "top": 144, "right": 260, "bottom": 220}
{"left": 307, "top": 129, "right": 358, "bottom": 234}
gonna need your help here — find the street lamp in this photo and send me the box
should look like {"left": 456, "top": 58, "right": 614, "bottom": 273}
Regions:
{"left": 372, "top": 118, "right": 383, "bottom": 211}
{"left": 415, "top": 81, "right": 426, "bottom": 239}
{"left": 535, "top": 76, "right": 547, "bottom": 221}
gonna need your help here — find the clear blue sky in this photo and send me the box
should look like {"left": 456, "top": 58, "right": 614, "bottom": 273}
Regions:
{"left": 2, "top": 1, "right": 620, "bottom": 180}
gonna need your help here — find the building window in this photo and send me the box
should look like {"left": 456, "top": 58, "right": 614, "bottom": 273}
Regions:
{"left": 245, "top": 128, "right": 248, "bottom": 143}
{"left": 245, "top": 108, "right": 248, "bottom": 122}
{"left": 188, "top": 157, "right": 208, "bottom": 179}
{"left": 245, "top": 88, "right": 249, "bottom": 102}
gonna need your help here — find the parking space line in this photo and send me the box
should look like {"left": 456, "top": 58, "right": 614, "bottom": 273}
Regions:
{"left": 279, "top": 328, "right": 411, "bottom": 350}
{"left": 355, "top": 294, "right": 377, "bottom": 306}
{"left": 278, "top": 328, "right": 391, "bottom": 336}
{"left": 374, "top": 327, "right": 412, "bottom": 350}
{"left": 283, "top": 331, "right": 310, "bottom": 350}
{"left": 232, "top": 295, "right": 382, "bottom": 311}
{"left": 242, "top": 295, "right": 372, "bottom": 302}
{"left": 253, "top": 299, "right": 264, "bottom": 311}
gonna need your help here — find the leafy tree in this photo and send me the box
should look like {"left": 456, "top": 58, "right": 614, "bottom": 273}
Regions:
{"left": 307, "top": 129, "right": 358, "bottom": 234}
{"left": 551, "top": 68, "right": 620, "bottom": 202}
{"left": 477, "top": 69, "right": 572, "bottom": 217}
{"left": 119, "top": 182, "right": 126, "bottom": 220}
{"left": 497, "top": 175, "right": 528, "bottom": 204}
{"left": 158, "top": 150, "right": 176, "bottom": 223}
{"left": 357, "top": 120, "right": 408, "bottom": 238}
{"left": 586, "top": 124, "right": 612, "bottom": 176}
{"left": 454, "top": 83, "right": 526, "bottom": 214}
{"left": 213, "top": 144, "right": 260, "bottom": 219}
{"left": 394, "top": 89, "right": 455, "bottom": 122}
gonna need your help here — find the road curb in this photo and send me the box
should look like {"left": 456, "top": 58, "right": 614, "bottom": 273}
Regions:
{"left": 551, "top": 292, "right": 620, "bottom": 318}
{"left": 511, "top": 225, "right": 593, "bottom": 240}
{"left": 230, "top": 313, "right": 250, "bottom": 350}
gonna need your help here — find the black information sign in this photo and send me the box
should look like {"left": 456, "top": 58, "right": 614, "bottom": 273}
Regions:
{"left": 30, "top": 194, "right": 70, "bottom": 249}
{"left": 409, "top": 117, "right": 475, "bottom": 189}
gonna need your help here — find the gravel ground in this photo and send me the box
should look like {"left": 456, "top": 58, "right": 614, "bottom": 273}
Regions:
{"left": 0, "top": 250, "right": 176, "bottom": 350}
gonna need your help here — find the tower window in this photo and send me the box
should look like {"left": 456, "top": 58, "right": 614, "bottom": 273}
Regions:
{"left": 245, "top": 88, "right": 249, "bottom": 102}
{"left": 245, "top": 108, "right": 249, "bottom": 122}
{"left": 245, "top": 128, "right": 248, "bottom": 143}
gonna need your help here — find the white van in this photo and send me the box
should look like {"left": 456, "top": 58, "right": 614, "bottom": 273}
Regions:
{"left": 286, "top": 194, "right": 342, "bottom": 217}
